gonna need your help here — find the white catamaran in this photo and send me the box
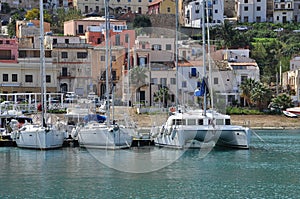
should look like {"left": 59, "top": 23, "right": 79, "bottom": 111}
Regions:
{"left": 152, "top": 0, "right": 251, "bottom": 149}
{"left": 11, "top": 0, "right": 65, "bottom": 149}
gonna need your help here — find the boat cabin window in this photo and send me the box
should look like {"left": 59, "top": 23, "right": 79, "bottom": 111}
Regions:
{"left": 216, "top": 119, "right": 224, "bottom": 125}
{"left": 187, "top": 119, "right": 196, "bottom": 125}
{"left": 225, "top": 119, "right": 231, "bottom": 125}
{"left": 198, "top": 119, "right": 203, "bottom": 125}
{"left": 172, "top": 119, "right": 184, "bottom": 125}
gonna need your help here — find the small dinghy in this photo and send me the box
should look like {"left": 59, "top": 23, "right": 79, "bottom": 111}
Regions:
{"left": 283, "top": 110, "right": 298, "bottom": 118}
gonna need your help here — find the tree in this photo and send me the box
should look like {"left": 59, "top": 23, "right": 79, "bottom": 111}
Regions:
{"left": 154, "top": 87, "right": 169, "bottom": 108}
{"left": 250, "top": 82, "right": 272, "bottom": 111}
{"left": 133, "top": 15, "right": 151, "bottom": 28}
{"left": 270, "top": 94, "right": 294, "bottom": 111}
{"left": 240, "top": 78, "right": 257, "bottom": 107}
{"left": 129, "top": 66, "right": 148, "bottom": 105}
{"left": 55, "top": 8, "right": 83, "bottom": 34}
{"left": 25, "top": 8, "right": 52, "bottom": 23}
{"left": 8, "top": 12, "right": 24, "bottom": 37}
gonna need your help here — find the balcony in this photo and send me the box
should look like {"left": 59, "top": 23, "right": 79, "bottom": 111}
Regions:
{"left": 58, "top": 72, "right": 75, "bottom": 79}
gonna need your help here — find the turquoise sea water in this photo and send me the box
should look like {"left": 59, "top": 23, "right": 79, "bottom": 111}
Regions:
{"left": 1, "top": 129, "right": 300, "bottom": 198}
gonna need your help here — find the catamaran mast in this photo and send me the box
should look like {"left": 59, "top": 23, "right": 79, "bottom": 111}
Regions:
{"left": 40, "top": 0, "right": 47, "bottom": 127}
{"left": 202, "top": 0, "right": 207, "bottom": 116}
{"left": 105, "top": 0, "right": 110, "bottom": 125}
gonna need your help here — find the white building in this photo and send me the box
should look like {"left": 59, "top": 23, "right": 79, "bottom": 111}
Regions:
{"left": 236, "top": 0, "right": 267, "bottom": 23}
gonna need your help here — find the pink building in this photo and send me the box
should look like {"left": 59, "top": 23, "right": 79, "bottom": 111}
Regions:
{"left": 0, "top": 38, "right": 18, "bottom": 63}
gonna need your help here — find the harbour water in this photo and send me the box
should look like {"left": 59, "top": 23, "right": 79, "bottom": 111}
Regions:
{"left": 1, "top": 129, "right": 300, "bottom": 198}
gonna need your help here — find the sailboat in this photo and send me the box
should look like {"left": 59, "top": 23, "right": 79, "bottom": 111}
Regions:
{"left": 11, "top": 0, "right": 65, "bottom": 149}
{"left": 151, "top": 0, "right": 251, "bottom": 149}
{"left": 77, "top": 0, "right": 133, "bottom": 149}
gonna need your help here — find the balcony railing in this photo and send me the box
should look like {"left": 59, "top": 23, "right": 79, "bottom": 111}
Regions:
{"left": 58, "top": 72, "right": 75, "bottom": 79}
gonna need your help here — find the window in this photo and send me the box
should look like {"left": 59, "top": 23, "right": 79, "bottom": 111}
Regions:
{"left": 25, "top": 75, "right": 33, "bottom": 83}
{"left": 257, "top": 0, "right": 261, "bottom": 2}
{"left": 62, "top": 67, "right": 68, "bottom": 76}
{"left": 112, "top": 55, "right": 116, "bottom": 61}
{"left": 214, "top": 77, "right": 218, "bottom": 84}
{"left": 53, "top": 38, "right": 57, "bottom": 45}
{"left": 85, "top": 6, "right": 88, "bottom": 13}
{"left": 244, "top": 6, "right": 248, "bottom": 11}
{"left": 125, "top": 34, "right": 129, "bottom": 43}
{"left": 78, "top": 25, "right": 84, "bottom": 34}
{"left": 3, "top": 74, "right": 8, "bottom": 82}
{"left": 101, "top": 56, "right": 105, "bottom": 61}
{"left": 46, "top": 75, "right": 51, "bottom": 83}
{"left": 190, "top": 68, "right": 197, "bottom": 77}
{"left": 215, "top": 9, "right": 218, "bottom": 14}
{"left": 170, "top": 78, "right": 176, "bottom": 85}
{"left": 244, "top": 0, "right": 248, "bottom": 3}
{"left": 12, "top": 74, "right": 17, "bottom": 82}
{"left": 257, "top": 6, "right": 261, "bottom": 11}
{"left": 241, "top": 75, "right": 248, "bottom": 83}
{"left": 6, "top": 40, "right": 9, "bottom": 44}
{"left": 166, "top": 44, "right": 171, "bottom": 50}
{"left": 142, "top": 44, "right": 145, "bottom": 49}
{"left": 128, "top": 0, "right": 131, "bottom": 2}
{"left": 96, "top": 6, "right": 99, "bottom": 12}
{"left": 151, "top": 78, "right": 158, "bottom": 84}
{"left": 138, "top": 0, "right": 141, "bottom": 2}
{"left": 61, "top": 52, "right": 68, "bottom": 58}
{"left": 182, "top": 81, "right": 187, "bottom": 88}
{"left": 115, "top": 34, "right": 120, "bottom": 45}
{"left": 77, "top": 52, "right": 88, "bottom": 59}
{"left": 167, "top": 7, "right": 170, "bottom": 12}
{"left": 0, "top": 40, "right": 3, "bottom": 44}
{"left": 160, "top": 78, "right": 167, "bottom": 86}
{"left": 152, "top": 44, "right": 162, "bottom": 50}
{"left": 65, "top": 39, "right": 69, "bottom": 44}
{"left": 138, "top": 7, "right": 142, "bottom": 14}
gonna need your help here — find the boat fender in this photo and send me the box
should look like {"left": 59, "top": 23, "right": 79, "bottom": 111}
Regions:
{"left": 113, "top": 125, "right": 119, "bottom": 131}
{"left": 171, "top": 129, "right": 177, "bottom": 140}
{"left": 160, "top": 125, "right": 165, "bottom": 135}
{"left": 167, "top": 126, "right": 172, "bottom": 135}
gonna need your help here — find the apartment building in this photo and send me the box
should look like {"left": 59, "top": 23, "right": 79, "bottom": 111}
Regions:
{"left": 184, "top": 0, "right": 224, "bottom": 28}
{"left": 63, "top": 17, "right": 126, "bottom": 36}
{"left": 72, "top": 0, "right": 150, "bottom": 15}
{"left": 45, "top": 35, "right": 94, "bottom": 96}
{"left": 148, "top": 0, "right": 176, "bottom": 14}
{"left": 237, "top": 0, "right": 267, "bottom": 23}
{"left": 273, "top": 0, "right": 294, "bottom": 23}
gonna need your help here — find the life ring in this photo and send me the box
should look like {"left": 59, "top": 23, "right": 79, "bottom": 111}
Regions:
{"left": 169, "top": 107, "right": 176, "bottom": 113}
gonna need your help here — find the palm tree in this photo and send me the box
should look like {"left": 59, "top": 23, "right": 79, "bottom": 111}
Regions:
{"left": 129, "top": 66, "right": 148, "bottom": 105}
{"left": 250, "top": 82, "right": 272, "bottom": 111}
{"left": 154, "top": 87, "right": 169, "bottom": 108}
{"left": 240, "top": 78, "right": 257, "bottom": 107}
{"left": 271, "top": 93, "right": 294, "bottom": 111}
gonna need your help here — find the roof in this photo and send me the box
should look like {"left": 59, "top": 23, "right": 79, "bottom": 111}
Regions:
{"left": 149, "top": 0, "right": 163, "bottom": 6}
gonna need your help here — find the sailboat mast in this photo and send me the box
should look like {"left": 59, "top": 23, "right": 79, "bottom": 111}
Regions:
{"left": 175, "top": 0, "right": 179, "bottom": 110}
{"left": 105, "top": 0, "right": 110, "bottom": 125}
{"left": 202, "top": 0, "right": 207, "bottom": 115}
{"left": 40, "top": 0, "right": 46, "bottom": 127}
{"left": 205, "top": 0, "right": 213, "bottom": 109}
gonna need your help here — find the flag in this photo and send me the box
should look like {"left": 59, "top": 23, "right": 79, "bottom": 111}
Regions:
{"left": 194, "top": 79, "right": 207, "bottom": 96}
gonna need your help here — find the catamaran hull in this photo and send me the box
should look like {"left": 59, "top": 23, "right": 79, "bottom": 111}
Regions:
{"left": 13, "top": 127, "right": 65, "bottom": 149}
{"left": 153, "top": 126, "right": 251, "bottom": 149}
{"left": 78, "top": 126, "right": 133, "bottom": 149}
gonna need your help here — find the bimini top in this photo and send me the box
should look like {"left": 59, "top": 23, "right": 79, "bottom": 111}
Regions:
{"left": 83, "top": 114, "right": 106, "bottom": 123}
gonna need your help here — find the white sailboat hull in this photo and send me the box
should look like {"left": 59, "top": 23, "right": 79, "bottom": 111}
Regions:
{"left": 13, "top": 125, "right": 65, "bottom": 149}
{"left": 78, "top": 122, "right": 133, "bottom": 149}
